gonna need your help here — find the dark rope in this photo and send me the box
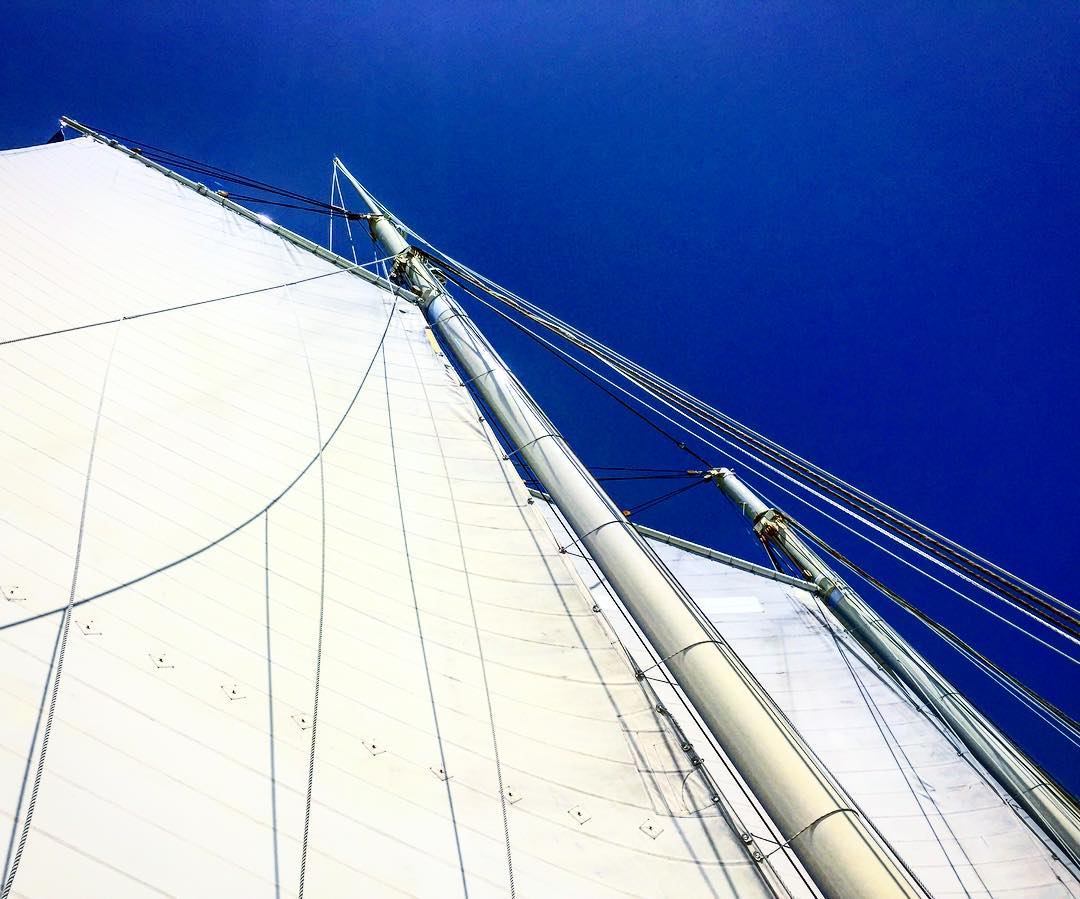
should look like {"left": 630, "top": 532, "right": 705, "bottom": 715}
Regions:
{"left": 2, "top": 323, "right": 121, "bottom": 899}
{"left": 625, "top": 478, "right": 710, "bottom": 517}
{"left": 1, "top": 268, "right": 357, "bottom": 349}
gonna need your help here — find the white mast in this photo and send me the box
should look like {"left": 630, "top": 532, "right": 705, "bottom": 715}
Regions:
{"left": 710, "top": 466, "right": 1080, "bottom": 868}
{"left": 339, "top": 167, "right": 928, "bottom": 899}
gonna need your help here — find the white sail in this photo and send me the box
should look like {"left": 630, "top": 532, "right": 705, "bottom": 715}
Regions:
{"left": 0, "top": 136, "right": 784, "bottom": 897}
{"left": 533, "top": 498, "right": 1079, "bottom": 897}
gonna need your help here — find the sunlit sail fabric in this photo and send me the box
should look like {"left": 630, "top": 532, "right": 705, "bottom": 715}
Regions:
{"left": 534, "top": 499, "right": 1080, "bottom": 898}
{"left": 0, "top": 137, "right": 777, "bottom": 897}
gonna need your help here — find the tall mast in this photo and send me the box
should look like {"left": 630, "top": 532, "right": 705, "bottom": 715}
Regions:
{"left": 340, "top": 165, "right": 927, "bottom": 899}
{"left": 711, "top": 467, "right": 1080, "bottom": 868}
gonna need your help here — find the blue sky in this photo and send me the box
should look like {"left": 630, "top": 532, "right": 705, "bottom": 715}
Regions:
{"left": 3, "top": 3, "right": 1078, "bottom": 790}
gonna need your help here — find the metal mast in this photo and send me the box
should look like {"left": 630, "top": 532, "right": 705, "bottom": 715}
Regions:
{"left": 710, "top": 467, "right": 1080, "bottom": 868}
{"left": 340, "top": 165, "right": 927, "bottom": 899}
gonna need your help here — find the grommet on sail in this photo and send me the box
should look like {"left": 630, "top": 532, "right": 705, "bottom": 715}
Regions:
{"left": 1, "top": 120, "right": 1077, "bottom": 898}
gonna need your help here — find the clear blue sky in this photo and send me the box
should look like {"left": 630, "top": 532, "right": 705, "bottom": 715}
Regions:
{"left": 3, "top": 2, "right": 1078, "bottom": 791}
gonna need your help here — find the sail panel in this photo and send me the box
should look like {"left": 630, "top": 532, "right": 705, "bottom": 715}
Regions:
{"left": 0, "top": 137, "right": 775, "bottom": 897}
{"left": 535, "top": 497, "right": 1079, "bottom": 898}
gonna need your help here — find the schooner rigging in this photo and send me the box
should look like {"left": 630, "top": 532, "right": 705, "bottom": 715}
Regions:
{"left": 0, "top": 118, "right": 1077, "bottom": 897}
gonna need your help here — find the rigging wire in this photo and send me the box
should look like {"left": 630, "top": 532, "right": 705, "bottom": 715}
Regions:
{"left": 593, "top": 473, "right": 702, "bottom": 482}
{"left": 426, "top": 252, "right": 1080, "bottom": 647}
{"left": 530, "top": 495, "right": 817, "bottom": 898}
{"left": 0, "top": 265, "right": 373, "bottom": 349}
{"left": 223, "top": 194, "right": 353, "bottom": 215}
{"left": 413, "top": 246, "right": 1079, "bottom": 634}
{"left": 105, "top": 125, "right": 1065, "bottom": 642}
{"left": 90, "top": 126, "right": 342, "bottom": 212}
{"left": 90, "top": 123, "right": 1068, "bottom": 640}
{"left": 589, "top": 466, "right": 701, "bottom": 473}
{"left": 433, "top": 264, "right": 1080, "bottom": 669}
{"left": 73, "top": 131, "right": 1075, "bottom": 754}
{"left": 331, "top": 167, "right": 360, "bottom": 265}
{"left": 784, "top": 516, "right": 1080, "bottom": 745}
{"left": 441, "top": 270, "right": 713, "bottom": 467}
{"left": 623, "top": 477, "right": 711, "bottom": 517}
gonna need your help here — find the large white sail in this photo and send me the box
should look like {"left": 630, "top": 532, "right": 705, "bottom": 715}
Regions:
{"left": 533, "top": 497, "right": 1079, "bottom": 897}
{"left": 0, "top": 136, "right": 783, "bottom": 897}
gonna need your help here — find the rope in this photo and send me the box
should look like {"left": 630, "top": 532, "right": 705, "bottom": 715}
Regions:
{"left": 434, "top": 272, "right": 1077, "bottom": 664}
{"left": 263, "top": 512, "right": 282, "bottom": 899}
{"left": 442, "top": 262, "right": 1080, "bottom": 655}
{"left": 813, "top": 596, "right": 988, "bottom": 896}
{"left": 402, "top": 322, "right": 515, "bottom": 897}
{"left": 290, "top": 289, "right": 328, "bottom": 899}
{"left": 90, "top": 125, "right": 340, "bottom": 212}
{"left": 423, "top": 249, "right": 1079, "bottom": 639}
{"left": 0, "top": 605, "right": 63, "bottom": 888}
{"left": 786, "top": 518, "right": 1080, "bottom": 744}
{"left": 2, "top": 320, "right": 121, "bottom": 899}
{"left": 443, "top": 271, "right": 713, "bottom": 466}
{"left": 0, "top": 265, "right": 365, "bottom": 349}
{"left": 1, "top": 297, "right": 399, "bottom": 637}
{"left": 379, "top": 264, "right": 470, "bottom": 897}
{"left": 80, "top": 122, "right": 1076, "bottom": 637}
{"left": 624, "top": 477, "right": 710, "bottom": 516}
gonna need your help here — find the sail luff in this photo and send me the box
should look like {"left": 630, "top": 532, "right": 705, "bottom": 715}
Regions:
{"left": 713, "top": 466, "right": 1080, "bottom": 868}
{"left": 348, "top": 201, "right": 928, "bottom": 897}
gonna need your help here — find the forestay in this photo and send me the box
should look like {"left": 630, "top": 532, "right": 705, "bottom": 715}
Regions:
{"left": 534, "top": 497, "right": 1080, "bottom": 898}
{"left": 0, "top": 137, "right": 781, "bottom": 897}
